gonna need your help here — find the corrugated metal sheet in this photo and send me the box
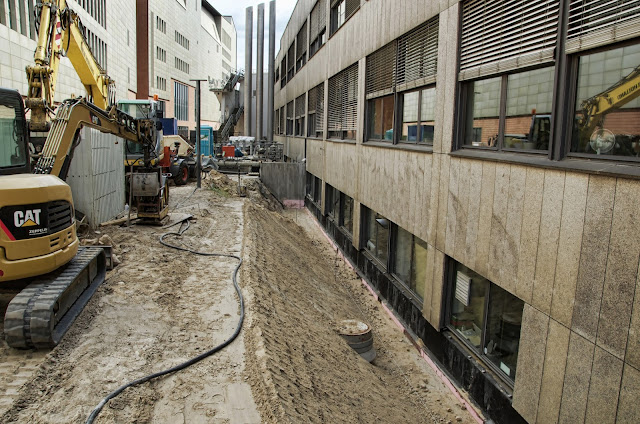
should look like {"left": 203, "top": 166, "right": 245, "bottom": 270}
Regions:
{"left": 66, "top": 128, "right": 125, "bottom": 228}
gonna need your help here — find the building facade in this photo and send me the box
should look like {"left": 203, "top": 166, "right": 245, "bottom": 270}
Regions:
{"left": 274, "top": 1, "right": 640, "bottom": 423}
{"left": 0, "top": 0, "right": 237, "bottom": 132}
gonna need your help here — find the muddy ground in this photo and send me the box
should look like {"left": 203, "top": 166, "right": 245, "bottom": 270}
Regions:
{"left": 0, "top": 174, "right": 479, "bottom": 423}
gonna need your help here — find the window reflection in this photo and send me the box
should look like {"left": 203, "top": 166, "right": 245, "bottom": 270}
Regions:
{"left": 400, "top": 87, "right": 435, "bottom": 144}
{"left": 505, "top": 67, "right": 554, "bottom": 151}
{"left": 364, "top": 208, "right": 389, "bottom": 266}
{"left": 367, "top": 95, "right": 394, "bottom": 141}
{"left": 464, "top": 77, "right": 501, "bottom": 147}
{"left": 571, "top": 43, "right": 640, "bottom": 157}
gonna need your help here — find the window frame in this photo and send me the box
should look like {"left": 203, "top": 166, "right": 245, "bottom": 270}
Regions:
{"left": 444, "top": 258, "right": 525, "bottom": 387}
{"left": 457, "top": 66, "right": 554, "bottom": 155}
{"left": 361, "top": 206, "right": 390, "bottom": 270}
{"left": 389, "top": 223, "right": 427, "bottom": 303}
{"left": 454, "top": 1, "right": 640, "bottom": 168}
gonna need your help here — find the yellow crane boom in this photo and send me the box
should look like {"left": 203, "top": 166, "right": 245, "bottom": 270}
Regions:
{"left": 25, "top": 0, "right": 114, "bottom": 131}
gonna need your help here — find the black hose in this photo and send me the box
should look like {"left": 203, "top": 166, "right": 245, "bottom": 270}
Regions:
{"left": 86, "top": 217, "right": 244, "bottom": 424}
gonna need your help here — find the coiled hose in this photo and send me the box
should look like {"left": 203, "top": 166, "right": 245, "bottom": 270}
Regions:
{"left": 86, "top": 217, "right": 244, "bottom": 424}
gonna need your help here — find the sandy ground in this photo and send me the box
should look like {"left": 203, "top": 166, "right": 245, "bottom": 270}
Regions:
{"left": 0, "top": 174, "right": 480, "bottom": 424}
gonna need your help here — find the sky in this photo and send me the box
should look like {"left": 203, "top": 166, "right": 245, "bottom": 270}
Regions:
{"left": 213, "top": 0, "right": 298, "bottom": 73}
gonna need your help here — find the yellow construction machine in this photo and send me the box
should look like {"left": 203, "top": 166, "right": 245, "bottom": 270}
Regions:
{"left": 0, "top": 0, "right": 167, "bottom": 349}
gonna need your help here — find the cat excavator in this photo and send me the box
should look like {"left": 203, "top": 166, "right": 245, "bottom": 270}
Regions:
{"left": 0, "top": 0, "right": 168, "bottom": 349}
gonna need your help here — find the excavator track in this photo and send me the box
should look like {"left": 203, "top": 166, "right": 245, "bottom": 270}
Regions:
{"left": 4, "top": 247, "right": 106, "bottom": 349}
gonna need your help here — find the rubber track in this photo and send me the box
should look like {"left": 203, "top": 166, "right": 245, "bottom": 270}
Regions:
{"left": 4, "top": 247, "right": 106, "bottom": 349}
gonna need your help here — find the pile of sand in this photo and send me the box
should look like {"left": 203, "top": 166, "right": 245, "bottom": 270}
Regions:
{"left": 206, "top": 170, "right": 238, "bottom": 195}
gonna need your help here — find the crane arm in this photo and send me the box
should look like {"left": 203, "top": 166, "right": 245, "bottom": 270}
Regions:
{"left": 579, "top": 65, "right": 640, "bottom": 135}
{"left": 33, "top": 98, "right": 155, "bottom": 179}
{"left": 25, "top": 0, "right": 114, "bottom": 132}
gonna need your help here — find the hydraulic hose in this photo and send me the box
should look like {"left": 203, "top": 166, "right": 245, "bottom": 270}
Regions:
{"left": 86, "top": 216, "right": 244, "bottom": 424}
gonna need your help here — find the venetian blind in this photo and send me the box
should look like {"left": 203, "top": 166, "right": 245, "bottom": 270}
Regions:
{"left": 287, "top": 101, "right": 293, "bottom": 119}
{"left": 287, "top": 43, "right": 295, "bottom": 71}
{"left": 297, "top": 21, "right": 308, "bottom": 58}
{"left": 459, "top": 0, "right": 559, "bottom": 80}
{"left": 280, "top": 106, "right": 285, "bottom": 133}
{"left": 366, "top": 41, "right": 397, "bottom": 98}
{"left": 328, "top": 63, "right": 358, "bottom": 132}
{"left": 566, "top": 0, "right": 640, "bottom": 53}
{"left": 308, "top": 83, "right": 325, "bottom": 134}
{"left": 310, "top": 0, "right": 327, "bottom": 42}
{"left": 296, "top": 93, "right": 305, "bottom": 117}
{"left": 345, "top": 0, "right": 360, "bottom": 20}
{"left": 397, "top": 16, "right": 439, "bottom": 90}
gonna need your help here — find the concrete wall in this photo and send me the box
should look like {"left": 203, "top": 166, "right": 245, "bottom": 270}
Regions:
{"left": 260, "top": 162, "right": 305, "bottom": 206}
{"left": 274, "top": 0, "right": 640, "bottom": 423}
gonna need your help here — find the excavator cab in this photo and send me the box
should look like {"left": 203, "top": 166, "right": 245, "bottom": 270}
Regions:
{"left": 0, "top": 88, "right": 30, "bottom": 176}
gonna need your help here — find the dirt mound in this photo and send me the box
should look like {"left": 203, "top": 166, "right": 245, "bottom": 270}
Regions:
{"left": 241, "top": 203, "right": 465, "bottom": 424}
{"left": 244, "top": 179, "right": 283, "bottom": 212}
{"left": 206, "top": 170, "right": 238, "bottom": 195}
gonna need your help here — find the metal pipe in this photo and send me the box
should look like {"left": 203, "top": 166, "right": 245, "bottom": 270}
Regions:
{"left": 194, "top": 80, "right": 203, "bottom": 188}
{"left": 267, "top": 0, "right": 275, "bottom": 142}
{"left": 256, "top": 3, "right": 265, "bottom": 141}
{"left": 244, "top": 6, "right": 253, "bottom": 137}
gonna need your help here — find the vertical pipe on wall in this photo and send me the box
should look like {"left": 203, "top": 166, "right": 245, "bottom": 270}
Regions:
{"left": 244, "top": 6, "right": 253, "bottom": 137}
{"left": 256, "top": 3, "right": 265, "bottom": 141}
{"left": 267, "top": 0, "right": 276, "bottom": 142}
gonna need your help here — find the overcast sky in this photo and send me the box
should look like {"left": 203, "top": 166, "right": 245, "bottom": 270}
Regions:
{"left": 214, "top": 0, "right": 298, "bottom": 73}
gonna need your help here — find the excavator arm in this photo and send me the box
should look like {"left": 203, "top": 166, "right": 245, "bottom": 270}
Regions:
{"left": 579, "top": 64, "right": 640, "bottom": 136}
{"left": 33, "top": 98, "right": 156, "bottom": 179}
{"left": 25, "top": 0, "right": 114, "bottom": 132}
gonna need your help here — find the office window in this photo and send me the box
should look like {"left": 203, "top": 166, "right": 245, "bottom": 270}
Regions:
{"left": 362, "top": 206, "right": 389, "bottom": 267}
{"left": 296, "top": 20, "right": 307, "bottom": 71}
{"left": 309, "top": 0, "right": 327, "bottom": 58}
{"left": 281, "top": 57, "right": 287, "bottom": 87}
{"left": 392, "top": 225, "right": 427, "bottom": 301}
{"left": 365, "top": 17, "right": 438, "bottom": 144}
{"left": 280, "top": 106, "right": 285, "bottom": 135}
{"left": 461, "top": 67, "right": 554, "bottom": 151}
{"left": 286, "top": 101, "right": 294, "bottom": 135}
{"left": 400, "top": 87, "right": 435, "bottom": 143}
{"left": 448, "top": 260, "right": 524, "bottom": 384}
{"left": 295, "top": 93, "right": 305, "bottom": 136}
{"left": 156, "top": 16, "right": 167, "bottom": 34}
{"left": 328, "top": 62, "right": 358, "bottom": 139}
{"left": 339, "top": 192, "right": 353, "bottom": 236}
{"left": 330, "top": 0, "right": 358, "bottom": 35}
{"left": 325, "top": 184, "right": 339, "bottom": 220}
{"left": 458, "top": 0, "right": 558, "bottom": 153}
{"left": 174, "top": 82, "right": 189, "bottom": 121}
{"left": 570, "top": 43, "right": 640, "bottom": 158}
{"left": 307, "top": 82, "right": 324, "bottom": 138}
{"left": 156, "top": 76, "right": 166, "bottom": 91}
{"left": 287, "top": 43, "right": 296, "bottom": 82}
{"left": 274, "top": 108, "right": 280, "bottom": 135}
{"left": 313, "top": 175, "right": 322, "bottom": 204}
{"left": 175, "top": 31, "right": 190, "bottom": 50}
{"left": 156, "top": 46, "right": 167, "bottom": 63}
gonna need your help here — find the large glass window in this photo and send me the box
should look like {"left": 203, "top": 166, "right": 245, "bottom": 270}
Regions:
{"left": 366, "top": 95, "right": 394, "bottom": 141}
{"left": 364, "top": 17, "right": 439, "bottom": 145}
{"left": 363, "top": 207, "right": 389, "bottom": 267}
{"left": 325, "top": 184, "right": 339, "bottom": 220}
{"left": 570, "top": 43, "right": 640, "bottom": 158}
{"left": 448, "top": 261, "right": 524, "bottom": 384}
{"left": 400, "top": 87, "right": 435, "bottom": 144}
{"left": 392, "top": 225, "right": 428, "bottom": 301}
{"left": 462, "top": 67, "right": 554, "bottom": 151}
{"left": 330, "top": 0, "right": 359, "bottom": 35}
{"left": 340, "top": 192, "right": 353, "bottom": 235}
{"left": 174, "top": 81, "right": 189, "bottom": 121}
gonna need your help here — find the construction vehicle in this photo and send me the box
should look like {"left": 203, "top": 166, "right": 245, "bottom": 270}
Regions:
{"left": 0, "top": 0, "right": 167, "bottom": 349}
{"left": 575, "top": 64, "right": 640, "bottom": 155}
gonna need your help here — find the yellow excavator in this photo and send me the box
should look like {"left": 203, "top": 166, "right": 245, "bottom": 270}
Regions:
{"left": 576, "top": 64, "right": 640, "bottom": 155}
{"left": 0, "top": 0, "right": 167, "bottom": 349}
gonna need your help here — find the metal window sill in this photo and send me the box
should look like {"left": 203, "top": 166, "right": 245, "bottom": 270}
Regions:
{"left": 364, "top": 140, "right": 434, "bottom": 153}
